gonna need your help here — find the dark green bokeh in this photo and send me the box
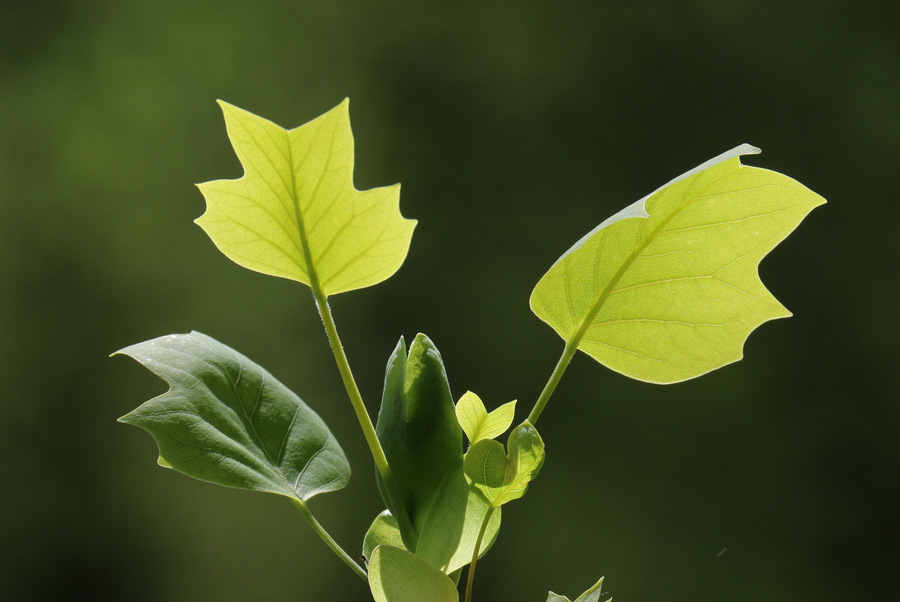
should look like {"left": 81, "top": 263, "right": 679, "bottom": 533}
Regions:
{"left": 1, "top": 1, "right": 898, "bottom": 600}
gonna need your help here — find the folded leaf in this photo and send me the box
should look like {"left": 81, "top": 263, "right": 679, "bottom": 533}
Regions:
{"left": 369, "top": 545, "right": 459, "bottom": 602}
{"left": 531, "top": 145, "right": 826, "bottom": 384}
{"left": 548, "top": 576, "right": 611, "bottom": 602}
{"left": 455, "top": 391, "right": 516, "bottom": 445}
{"left": 465, "top": 421, "right": 545, "bottom": 508}
{"left": 375, "top": 334, "right": 463, "bottom": 550}
{"left": 196, "top": 100, "right": 416, "bottom": 295}
{"left": 117, "top": 331, "right": 349, "bottom": 501}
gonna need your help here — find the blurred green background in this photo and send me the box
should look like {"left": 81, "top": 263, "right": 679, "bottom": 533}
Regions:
{"left": 2, "top": 1, "right": 898, "bottom": 600}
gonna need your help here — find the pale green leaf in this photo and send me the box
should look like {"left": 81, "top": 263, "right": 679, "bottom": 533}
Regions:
{"left": 196, "top": 100, "right": 416, "bottom": 295}
{"left": 364, "top": 511, "right": 406, "bottom": 561}
{"left": 116, "top": 332, "right": 349, "bottom": 501}
{"left": 531, "top": 145, "right": 826, "bottom": 384}
{"left": 465, "top": 421, "right": 545, "bottom": 507}
{"left": 415, "top": 459, "right": 502, "bottom": 573}
{"left": 548, "top": 577, "right": 611, "bottom": 602}
{"left": 369, "top": 545, "right": 459, "bottom": 602}
{"left": 455, "top": 391, "right": 516, "bottom": 444}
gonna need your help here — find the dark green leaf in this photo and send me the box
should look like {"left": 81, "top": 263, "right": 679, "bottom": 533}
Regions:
{"left": 375, "top": 334, "right": 463, "bottom": 549}
{"left": 117, "top": 331, "right": 349, "bottom": 501}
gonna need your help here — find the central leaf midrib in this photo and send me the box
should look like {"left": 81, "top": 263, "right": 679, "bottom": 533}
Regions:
{"left": 566, "top": 170, "right": 728, "bottom": 353}
{"left": 287, "top": 122, "right": 337, "bottom": 295}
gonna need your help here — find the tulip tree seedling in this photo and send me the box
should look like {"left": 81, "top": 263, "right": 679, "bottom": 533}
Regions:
{"left": 116, "top": 99, "right": 825, "bottom": 601}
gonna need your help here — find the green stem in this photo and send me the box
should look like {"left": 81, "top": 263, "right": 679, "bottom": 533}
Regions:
{"left": 464, "top": 506, "right": 495, "bottom": 602}
{"left": 291, "top": 498, "right": 367, "bottom": 582}
{"left": 311, "top": 290, "right": 417, "bottom": 540}
{"left": 527, "top": 339, "right": 579, "bottom": 425}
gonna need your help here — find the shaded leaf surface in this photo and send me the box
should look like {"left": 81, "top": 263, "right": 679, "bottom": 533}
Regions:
{"left": 117, "top": 331, "right": 349, "bottom": 501}
{"left": 196, "top": 100, "right": 416, "bottom": 295}
{"left": 531, "top": 145, "right": 825, "bottom": 383}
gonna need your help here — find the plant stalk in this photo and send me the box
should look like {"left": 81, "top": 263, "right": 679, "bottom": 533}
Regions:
{"left": 291, "top": 498, "right": 367, "bottom": 582}
{"left": 311, "top": 290, "right": 417, "bottom": 540}
{"left": 464, "top": 506, "right": 495, "bottom": 602}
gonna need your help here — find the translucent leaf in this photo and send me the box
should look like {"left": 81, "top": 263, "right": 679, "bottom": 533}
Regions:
{"left": 465, "top": 421, "right": 545, "bottom": 508}
{"left": 363, "top": 511, "right": 406, "bottom": 562}
{"left": 531, "top": 145, "right": 826, "bottom": 384}
{"left": 548, "top": 576, "right": 611, "bottom": 602}
{"left": 455, "top": 391, "right": 517, "bottom": 445}
{"left": 196, "top": 100, "right": 416, "bottom": 295}
{"left": 369, "top": 545, "right": 459, "bottom": 602}
{"left": 415, "top": 459, "right": 502, "bottom": 574}
{"left": 116, "top": 332, "right": 349, "bottom": 501}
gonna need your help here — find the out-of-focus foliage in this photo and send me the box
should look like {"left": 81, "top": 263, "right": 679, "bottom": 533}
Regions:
{"left": 1, "top": 1, "right": 898, "bottom": 600}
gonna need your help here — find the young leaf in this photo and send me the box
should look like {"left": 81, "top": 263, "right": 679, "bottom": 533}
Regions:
{"left": 196, "top": 100, "right": 416, "bottom": 295}
{"left": 116, "top": 331, "right": 349, "bottom": 501}
{"left": 531, "top": 145, "right": 826, "bottom": 384}
{"left": 364, "top": 511, "right": 406, "bottom": 561}
{"left": 547, "top": 576, "right": 611, "bottom": 602}
{"left": 455, "top": 391, "right": 517, "bottom": 445}
{"left": 465, "top": 421, "right": 545, "bottom": 508}
{"left": 375, "top": 334, "right": 463, "bottom": 550}
{"left": 414, "top": 459, "right": 503, "bottom": 574}
{"left": 369, "top": 545, "right": 459, "bottom": 602}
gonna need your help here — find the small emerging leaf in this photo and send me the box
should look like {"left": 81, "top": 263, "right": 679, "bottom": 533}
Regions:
{"left": 455, "top": 391, "right": 517, "bottom": 445}
{"left": 364, "top": 511, "right": 405, "bottom": 561}
{"left": 116, "top": 332, "right": 349, "bottom": 501}
{"left": 548, "top": 577, "right": 611, "bottom": 602}
{"left": 196, "top": 100, "right": 416, "bottom": 295}
{"left": 465, "top": 421, "right": 545, "bottom": 508}
{"left": 369, "top": 545, "right": 459, "bottom": 602}
{"left": 531, "top": 145, "right": 826, "bottom": 384}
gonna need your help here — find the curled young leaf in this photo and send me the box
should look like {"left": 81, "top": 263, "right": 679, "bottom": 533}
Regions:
{"left": 116, "top": 331, "right": 350, "bottom": 502}
{"left": 196, "top": 100, "right": 416, "bottom": 295}
{"left": 375, "top": 334, "right": 464, "bottom": 549}
{"left": 531, "top": 145, "right": 825, "bottom": 384}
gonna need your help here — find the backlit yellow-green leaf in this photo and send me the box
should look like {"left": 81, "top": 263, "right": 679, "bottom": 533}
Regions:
{"left": 531, "top": 145, "right": 825, "bottom": 384}
{"left": 196, "top": 100, "right": 416, "bottom": 295}
{"left": 455, "top": 391, "right": 516, "bottom": 445}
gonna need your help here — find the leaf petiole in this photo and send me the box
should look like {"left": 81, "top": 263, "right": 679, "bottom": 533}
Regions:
{"left": 311, "top": 289, "right": 417, "bottom": 541}
{"left": 527, "top": 339, "right": 579, "bottom": 425}
{"left": 464, "top": 506, "right": 495, "bottom": 602}
{"left": 291, "top": 498, "right": 368, "bottom": 582}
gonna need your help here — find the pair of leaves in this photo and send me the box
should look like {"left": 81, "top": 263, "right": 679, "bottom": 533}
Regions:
{"left": 116, "top": 331, "right": 350, "bottom": 503}
{"left": 456, "top": 391, "right": 516, "bottom": 445}
{"left": 548, "top": 577, "right": 612, "bottom": 602}
{"left": 532, "top": 144, "right": 826, "bottom": 384}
